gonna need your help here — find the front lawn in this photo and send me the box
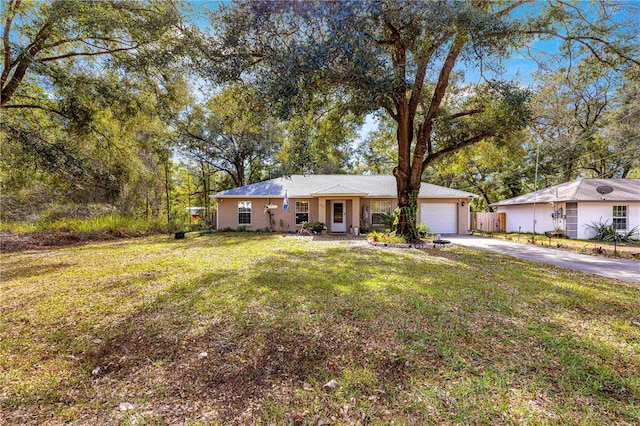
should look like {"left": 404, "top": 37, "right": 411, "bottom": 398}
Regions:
{"left": 1, "top": 234, "right": 639, "bottom": 424}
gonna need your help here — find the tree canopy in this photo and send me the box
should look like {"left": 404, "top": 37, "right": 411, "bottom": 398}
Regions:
{"left": 205, "top": 0, "right": 638, "bottom": 237}
{"left": 2, "top": 0, "right": 639, "bottom": 231}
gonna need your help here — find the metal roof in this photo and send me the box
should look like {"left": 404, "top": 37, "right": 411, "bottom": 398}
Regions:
{"left": 213, "top": 175, "right": 477, "bottom": 199}
{"left": 489, "top": 178, "right": 640, "bottom": 207}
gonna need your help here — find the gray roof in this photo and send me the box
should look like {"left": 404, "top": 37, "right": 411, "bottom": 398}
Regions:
{"left": 490, "top": 178, "right": 640, "bottom": 207}
{"left": 213, "top": 175, "right": 477, "bottom": 199}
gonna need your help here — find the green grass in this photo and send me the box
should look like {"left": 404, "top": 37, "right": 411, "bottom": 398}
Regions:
{"left": 1, "top": 233, "right": 639, "bottom": 424}
{"left": 0, "top": 215, "right": 169, "bottom": 236}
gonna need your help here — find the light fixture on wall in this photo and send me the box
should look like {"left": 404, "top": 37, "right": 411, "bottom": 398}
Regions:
{"left": 461, "top": 201, "right": 465, "bottom": 207}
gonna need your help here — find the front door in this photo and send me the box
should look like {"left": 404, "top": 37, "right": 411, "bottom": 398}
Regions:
{"left": 331, "top": 201, "right": 346, "bottom": 232}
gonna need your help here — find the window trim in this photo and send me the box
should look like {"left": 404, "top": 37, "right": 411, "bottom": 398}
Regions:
{"left": 295, "top": 200, "right": 310, "bottom": 225}
{"left": 238, "top": 201, "right": 252, "bottom": 225}
{"left": 370, "top": 200, "right": 392, "bottom": 225}
{"left": 613, "top": 205, "right": 628, "bottom": 231}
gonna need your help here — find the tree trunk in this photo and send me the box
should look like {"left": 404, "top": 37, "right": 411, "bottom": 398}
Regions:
{"left": 234, "top": 155, "right": 246, "bottom": 188}
{"left": 394, "top": 109, "right": 413, "bottom": 236}
{"left": 164, "top": 160, "right": 171, "bottom": 227}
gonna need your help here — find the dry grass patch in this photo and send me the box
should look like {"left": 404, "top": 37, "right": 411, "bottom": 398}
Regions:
{"left": 1, "top": 233, "right": 639, "bottom": 425}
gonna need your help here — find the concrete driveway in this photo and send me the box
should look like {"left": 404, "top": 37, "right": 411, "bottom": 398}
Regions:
{"left": 446, "top": 235, "right": 640, "bottom": 284}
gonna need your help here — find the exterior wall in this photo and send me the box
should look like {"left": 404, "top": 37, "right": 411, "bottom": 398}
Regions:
{"left": 216, "top": 195, "right": 474, "bottom": 235}
{"left": 578, "top": 202, "right": 640, "bottom": 240}
{"left": 496, "top": 204, "right": 555, "bottom": 234}
{"left": 496, "top": 201, "right": 640, "bottom": 239}
{"left": 216, "top": 197, "right": 317, "bottom": 232}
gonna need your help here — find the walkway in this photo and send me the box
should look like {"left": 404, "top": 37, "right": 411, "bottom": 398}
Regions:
{"left": 447, "top": 236, "right": 640, "bottom": 284}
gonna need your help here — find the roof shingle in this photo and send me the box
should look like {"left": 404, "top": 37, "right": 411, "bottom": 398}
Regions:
{"left": 213, "top": 175, "right": 476, "bottom": 199}
{"left": 490, "top": 178, "right": 640, "bottom": 206}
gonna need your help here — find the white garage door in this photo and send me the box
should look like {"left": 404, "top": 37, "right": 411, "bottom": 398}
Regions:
{"left": 420, "top": 203, "right": 457, "bottom": 234}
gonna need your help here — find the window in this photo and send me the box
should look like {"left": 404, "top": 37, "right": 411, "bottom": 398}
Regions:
{"left": 238, "top": 201, "right": 252, "bottom": 225}
{"left": 613, "top": 205, "right": 627, "bottom": 231}
{"left": 295, "top": 201, "right": 309, "bottom": 225}
{"left": 371, "top": 201, "right": 392, "bottom": 225}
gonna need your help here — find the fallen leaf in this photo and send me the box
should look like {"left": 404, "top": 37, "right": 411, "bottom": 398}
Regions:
{"left": 198, "top": 352, "right": 208, "bottom": 359}
{"left": 323, "top": 379, "right": 338, "bottom": 389}
{"left": 119, "top": 402, "right": 134, "bottom": 411}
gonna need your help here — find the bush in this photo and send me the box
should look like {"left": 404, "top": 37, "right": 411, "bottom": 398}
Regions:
{"left": 416, "top": 222, "right": 432, "bottom": 237}
{"left": 367, "top": 229, "right": 408, "bottom": 244}
{"left": 302, "top": 221, "right": 326, "bottom": 234}
{"left": 378, "top": 213, "right": 398, "bottom": 231}
{"left": 585, "top": 219, "right": 639, "bottom": 243}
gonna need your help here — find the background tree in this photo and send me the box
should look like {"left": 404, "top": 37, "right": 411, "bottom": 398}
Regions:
{"left": 529, "top": 61, "right": 614, "bottom": 184}
{"left": 353, "top": 115, "right": 398, "bottom": 175}
{"left": 596, "top": 76, "right": 640, "bottom": 178}
{"left": 2, "top": 0, "right": 181, "bottom": 109}
{"left": 1, "top": 0, "right": 190, "bottom": 222}
{"left": 177, "top": 84, "right": 280, "bottom": 189}
{"left": 276, "top": 104, "right": 361, "bottom": 175}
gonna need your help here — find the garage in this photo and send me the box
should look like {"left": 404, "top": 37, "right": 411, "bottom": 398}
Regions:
{"left": 420, "top": 203, "right": 458, "bottom": 233}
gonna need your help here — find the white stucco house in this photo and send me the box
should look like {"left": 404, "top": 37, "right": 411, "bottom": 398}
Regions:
{"left": 489, "top": 178, "right": 640, "bottom": 240}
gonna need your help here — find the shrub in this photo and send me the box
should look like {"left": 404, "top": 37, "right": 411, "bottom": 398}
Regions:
{"left": 378, "top": 213, "right": 398, "bottom": 231}
{"left": 302, "top": 221, "right": 326, "bottom": 234}
{"left": 416, "top": 222, "right": 432, "bottom": 237}
{"left": 367, "top": 229, "right": 408, "bottom": 244}
{"left": 585, "top": 219, "right": 639, "bottom": 243}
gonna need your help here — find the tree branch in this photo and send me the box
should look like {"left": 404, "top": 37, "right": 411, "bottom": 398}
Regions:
{"left": 527, "top": 30, "right": 640, "bottom": 67}
{"left": 39, "top": 45, "right": 140, "bottom": 62}
{"left": 1, "top": 0, "right": 21, "bottom": 92}
{"left": 408, "top": 52, "right": 432, "bottom": 120}
{"left": 423, "top": 132, "right": 495, "bottom": 170}
{"left": 450, "top": 108, "right": 485, "bottom": 119}
{"left": 2, "top": 103, "right": 71, "bottom": 119}
{"left": 418, "top": 35, "right": 466, "bottom": 144}
{"left": 2, "top": 16, "right": 55, "bottom": 106}
{"left": 495, "top": 0, "right": 531, "bottom": 17}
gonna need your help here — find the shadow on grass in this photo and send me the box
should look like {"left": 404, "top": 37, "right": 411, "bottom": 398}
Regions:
{"left": 4, "top": 234, "right": 640, "bottom": 424}
{"left": 74, "top": 246, "right": 423, "bottom": 422}
{"left": 0, "top": 261, "right": 74, "bottom": 282}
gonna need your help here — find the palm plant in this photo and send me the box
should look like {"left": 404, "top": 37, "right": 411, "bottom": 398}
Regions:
{"left": 585, "top": 219, "right": 639, "bottom": 243}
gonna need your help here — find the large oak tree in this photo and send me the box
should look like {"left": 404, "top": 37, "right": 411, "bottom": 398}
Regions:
{"left": 204, "top": 0, "right": 639, "bottom": 238}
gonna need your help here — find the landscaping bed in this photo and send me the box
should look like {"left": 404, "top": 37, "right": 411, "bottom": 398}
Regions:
{"left": 485, "top": 232, "right": 640, "bottom": 261}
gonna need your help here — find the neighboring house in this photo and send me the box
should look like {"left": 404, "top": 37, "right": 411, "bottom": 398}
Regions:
{"left": 489, "top": 178, "right": 640, "bottom": 239}
{"left": 212, "top": 175, "right": 476, "bottom": 234}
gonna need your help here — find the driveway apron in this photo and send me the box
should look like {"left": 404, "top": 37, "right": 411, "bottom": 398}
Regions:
{"left": 446, "top": 236, "right": 640, "bottom": 284}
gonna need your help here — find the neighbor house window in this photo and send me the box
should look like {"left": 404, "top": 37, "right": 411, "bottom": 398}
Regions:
{"left": 238, "top": 201, "right": 252, "bottom": 225}
{"left": 371, "top": 201, "right": 392, "bottom": 225}
{"left": 613, "top": 205, "right": 627, "bottom": 230}
{"left": 295, "top": 201, "right": 309, "bottom": 225}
